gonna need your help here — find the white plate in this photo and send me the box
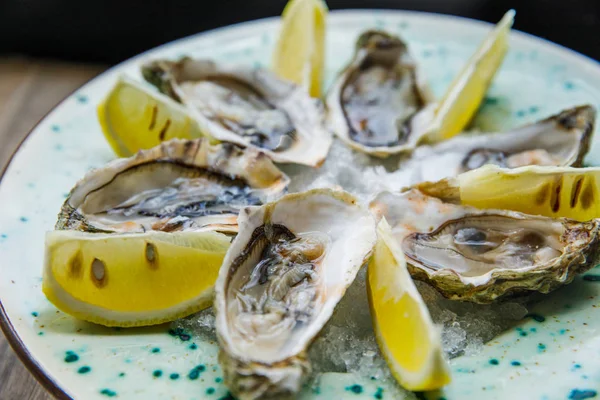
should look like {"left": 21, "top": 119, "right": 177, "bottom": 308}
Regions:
{"left": 1, "top": 10, "right": 600, "bottom": 400}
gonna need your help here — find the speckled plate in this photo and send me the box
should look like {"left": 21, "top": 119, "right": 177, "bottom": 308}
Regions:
{"left": 1, "top": 10, "right": 600, "bottom": 400}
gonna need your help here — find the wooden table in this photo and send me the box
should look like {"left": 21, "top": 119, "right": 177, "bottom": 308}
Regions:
{"left": 0, "top": 57, "right": 106, "bottom": 400}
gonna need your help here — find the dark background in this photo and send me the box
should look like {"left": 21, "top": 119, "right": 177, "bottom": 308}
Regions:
{"left": 1, "top": 0, "right": 599, "bottom": 65}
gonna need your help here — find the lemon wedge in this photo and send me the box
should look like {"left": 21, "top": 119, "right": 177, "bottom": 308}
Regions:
{"left": 43, "top": 230, "right": 231, "bottom": 327}
{"left": 367, "top": 218, "right": 450, "bottom": 391}
{"left": 272, "top": 0, "right": 328, "bottom": 97}
{"left": 453, "top": 165, "right": 600, "bottom": 222}
{"left": 97, "top": 76, "right": 204, "bottom": 157}
{"left": 427, "top": 10, "right": 515, "bottom": 141}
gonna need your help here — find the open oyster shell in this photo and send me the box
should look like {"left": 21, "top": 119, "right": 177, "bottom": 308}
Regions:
{"left": 325, "top": 30, "right": 436, "bottom": 157}
{"left": 142, "top": 58, "right": 332, "bottom": 167}
{"left": 214, "top": 188, "right": 377, "bottom": 399}
{"left": 57, "top": 138, "right": 289, "bottom": 235}
{"left": 370, "top": 184, "right": 600, "bottom": 303}
{"left": 398, "top": 105, "right": 595, "bottom": 184}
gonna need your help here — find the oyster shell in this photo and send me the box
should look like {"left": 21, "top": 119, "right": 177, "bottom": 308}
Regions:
{"left": 141, "top": 58, "right": 332, "bottom": 167}
{"left": 325, "top": 30, "right": 436, "bottom": 157}
{"left": 370, "top": 185, "right": 600, "bottom": 303}
{"left": 214, "top": 188, "right": 377, "bottom": 399}
{"left": 398, "top": 105, "right": 595, "bottom": 184}
{"left": 57, "top": 139, "right": 289, "bottom": 235}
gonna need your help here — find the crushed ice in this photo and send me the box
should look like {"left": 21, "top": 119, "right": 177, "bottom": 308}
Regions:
{"left": 284, "top": 140, "right": 413, "bottom": 203}
{"left": 308, "top": 269, "right": 528, "bottom": 382}
{"left": 172, "top": 308, "right": 217, "bottom": 343}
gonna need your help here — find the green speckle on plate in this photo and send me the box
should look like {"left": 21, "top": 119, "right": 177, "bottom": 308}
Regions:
{"left": 346, "top": 384, "right": 363, "bottom": 394}
{"left": 188, "top": 364, "right": 206, "bottom": 380}
{"left": 64, "top": 351, "right": 79, "bottom": 363}
{"left": 168, "top": 327, "right": 191, "bottom": 341}
{"left": 100, "top": 389, "right": 117, "bottom": 397}
{"left": 527, "top": 313, "right": 546, "bottom": 322}
{"left": 568, "top": 389, "right": 597, "bottom": 399}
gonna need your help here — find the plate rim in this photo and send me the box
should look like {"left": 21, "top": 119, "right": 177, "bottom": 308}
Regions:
{"left": 1, "top": 9, "right": 599, "bottom": 399}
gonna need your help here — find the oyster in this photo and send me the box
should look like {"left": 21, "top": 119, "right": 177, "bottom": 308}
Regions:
{"left": 57, "top": 139, "right": 289, "bottom": 235}
{"left": 326, "top": 31, "right": 435, "bottom": 157}
{"left": 398, "top": 105, "right": 595, "bottom": 184}
{"left": 370, "top": 181, "right": 600, "bottom": 303}
{"left": 214, "top": 188, "right": 377, "bottom": 399}
{"left": 141, "top": 58, "right": 332, "bottom": 167}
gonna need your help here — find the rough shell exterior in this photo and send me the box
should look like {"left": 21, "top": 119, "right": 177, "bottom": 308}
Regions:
{"left": 408, "top": 217, "right": 600, "bottom": 303}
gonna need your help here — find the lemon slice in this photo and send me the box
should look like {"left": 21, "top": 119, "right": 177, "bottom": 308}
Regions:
{"left": 43, "top": 230, "right": 231, "bottom": 327}
{"left": 271, "top": 0, "right": 327, "bottom": 97}
{"left": 427, "top": 10, "right": 515, "bottom": 142}
{"left": 97, "top": 76, "right": 204, "bottom": 157}
{"left": 454, "top": 165, "right": 600, "bottom": 222}
{"left": 367, "top": 219, "right": 450, "bottom": 391}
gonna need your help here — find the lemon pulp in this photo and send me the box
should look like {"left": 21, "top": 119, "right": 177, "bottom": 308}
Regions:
{"left": 272, "top": 0, "right": 328, "bottom": 97}
{"left": 98, "top": 76, "right": 204, "bottom": 157}
{"left": 457, "top": 165, "right": 600, "bottom": 221}
{"left": 428, "top": 10, "right": 515, "bottom": 142}
{"left": 43, "top": 230, "right": 231, "bottom": 327}
{"left": 367, "top": 219, "right": 450, "bottom": 391}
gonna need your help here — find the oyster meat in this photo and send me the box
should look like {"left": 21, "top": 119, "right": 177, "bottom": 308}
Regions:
{"left": 370, "top": 180, "right": 600, "bottom": 303}
{"left": 142, "top": 58, "right": 332, "bottom": 167}
{"left": 397, "top": 105, "right": 595, "bottom": 185}
{"left": 325, "top": 30, "right": 436, "bottom": 157}
{"left": 215, "top": 188, "right": 377, "bottom": 399}
{"left": 57, "top": 139, "right": 289, "bottom": 234}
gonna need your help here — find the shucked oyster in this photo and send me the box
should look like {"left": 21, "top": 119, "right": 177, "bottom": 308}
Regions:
{"left": 142, "top": 58, "right": 332, "bottom": 167}
{"left": 326, "top": 31, "right": 435, "bottom": 157}
{"left": 397, "top": 105, "right": 595, "bottom": 185}
{"left": 370, "top": 180, "right": 600, "bottom": 303}
{"left": 57, "top": 139, "right": 289, "bottom": 235}
{"left": 215, "top": 189, "right": 377, "bottom": 399}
